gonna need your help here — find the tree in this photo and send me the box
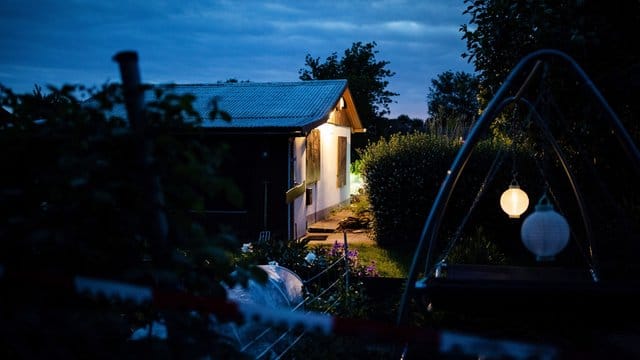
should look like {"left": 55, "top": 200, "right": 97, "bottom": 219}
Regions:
{"left": 376, "top": 114, "right": 425, "bottom": 135}
{"left": 460, "top": 0, "right": 640, "bottom": 134}
{"left": 299, "top": 41, "right": 399, "bottom": 140}
{"left": 426, "top": 71, "right": 479, "bottom": 137}
{"left": 220, "top": 78, "right": 250, "bottom": 83}
{"left": 395, "top": 114, "right": 426, "bottom": 133}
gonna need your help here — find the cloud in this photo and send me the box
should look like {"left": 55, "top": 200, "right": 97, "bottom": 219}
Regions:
{"left": 371, "top": 0, "right": 408, "bottom": 8}
{"left": 382, "top": 21, "right": 426, "bottom": 35}
{"left": 269, "top": 19, "right": 358, "bottom": 33}
{"left": 380, "top": 21, "right": 458, "bottom": 37}
{"left": 262, "top": 2, "right": 304, "bottom": 15}
{"left": 0, "top": 0, "right": 474, "bottom": 118}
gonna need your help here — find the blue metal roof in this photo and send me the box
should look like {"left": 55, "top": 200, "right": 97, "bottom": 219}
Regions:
{"left": 157, "top": 80, "right": 349, "bottom": 133}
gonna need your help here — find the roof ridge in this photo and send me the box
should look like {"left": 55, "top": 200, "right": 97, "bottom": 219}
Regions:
{"left": 156, "top": 79, "right": 347, "bottom": 87}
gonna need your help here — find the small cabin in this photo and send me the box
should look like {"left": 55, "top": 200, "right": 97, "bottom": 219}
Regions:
{"left": 144, "top": 80, "right": 364, "bottom": 241}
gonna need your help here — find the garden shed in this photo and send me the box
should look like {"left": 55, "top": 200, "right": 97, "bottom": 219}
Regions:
{"left": 142, "top": 80, "right": 364, "bottom": 241}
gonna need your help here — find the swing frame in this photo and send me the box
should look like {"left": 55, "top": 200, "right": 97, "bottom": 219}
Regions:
{"left": 396, "top": 49, "right": 640, "bottom": 330}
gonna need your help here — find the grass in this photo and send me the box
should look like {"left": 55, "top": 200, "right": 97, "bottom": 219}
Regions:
{"left": 309, "top": 241, "right": 413, "bottom": 278}
{"left": 307, "top": 192, "right": 419, "bottom": 278}
{"left": 349, "top": 243, "right": 413, "bottom": 278}
{"left": 322, "top": 193, "right": 415, "bottom": 278}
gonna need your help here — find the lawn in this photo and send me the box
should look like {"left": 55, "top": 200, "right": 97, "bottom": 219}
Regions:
{"left": 349, "top": 243, "right": 413, "bottom": 278}
{"left": 308, "top": 240, "right": 413, "bottom": 278}
{"left": 323, "top": 195, "right": 415, "bottom": 278}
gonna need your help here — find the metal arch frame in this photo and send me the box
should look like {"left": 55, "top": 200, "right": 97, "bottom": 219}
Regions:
{"left": 516, "top": 96, "right": 597, "bottom": 273}
{"left": 396, "top": 49, "right": 640, "bottom": 327}
{"left": 430, "top": 95, "right": 598, "bottom": 277}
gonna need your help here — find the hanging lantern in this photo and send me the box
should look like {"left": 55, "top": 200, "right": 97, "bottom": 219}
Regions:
{"left": 520, "top": 194, "right": 570, "bottom": 261}
{"left": 500, "top": 183, "right": 529, "bottom": 218}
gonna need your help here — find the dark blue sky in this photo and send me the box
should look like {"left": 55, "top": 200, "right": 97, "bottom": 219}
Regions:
{"left": 0, "top": 0, "right": 474, "bottom": 119}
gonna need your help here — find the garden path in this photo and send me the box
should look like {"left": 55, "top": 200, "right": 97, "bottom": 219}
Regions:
{"left": 304, "top": 208, "right": 375, "bottom": 245}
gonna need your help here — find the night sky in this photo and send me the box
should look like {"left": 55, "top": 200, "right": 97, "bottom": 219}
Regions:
{"left": 0, "top": 0, "right": 474, "bottom": 119}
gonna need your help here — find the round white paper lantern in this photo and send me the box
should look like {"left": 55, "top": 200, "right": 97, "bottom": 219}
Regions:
{"left": 520, "top": 194, "right": 570, "bottom": 261}
{"left": 500, "top": 184, "right": 529, "bottom": 218}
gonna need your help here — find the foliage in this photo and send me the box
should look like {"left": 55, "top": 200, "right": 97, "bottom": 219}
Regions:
{"left": 338, "top": 215, "right": 371, "bottom": 231}
{"left": 461, "top": 0, "right": 640, "bottom": 275}
{"left": 322, "top": 240, "right": 379, "bottom": 279}
{"left": 235, "top": 236, "right": 311, "bottom": 275}
{"left": 378, "top": 114, "right": 426, "bottom": 136}
{"left": 0, "top": 83, "right": 254, "bottom": 358}
{"left": 361, "top": 121, "right": 640, "bottom": 274}
{"left": 299, "top": 41, "right": 399, "bottom": 140}
{"left": 446, "top": 227, "right": 509, "bottom": 265}
{"left": 359, "top": 132, "right": 541, "bottom": 264}
{"left": 359, "top": 132, "right": 460, "bottom": 247}
{"left": 460, "top": 0, "right": 640, "bottom": 136}
{"left": 395, "top": 114, "right": 426, "bottom": 132}
{"left": 237, "top": 235, "right": 376, "bottom": 315}
{"left": 426, "top": 70, "right": 480, "bottom": 137}
{"left": 348, "top": 190, "right": 371, "bottom": 217}
{"left": 233, "top": 206, "right": 404, "bottom": 358}
{"left": 349, "top": 243, "right": 408, "bottom": 278}
{"left": 337, "top": 195, "right": 372, "bottom": 231}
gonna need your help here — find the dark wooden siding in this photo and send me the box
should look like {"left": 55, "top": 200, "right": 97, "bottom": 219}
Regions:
{"left": 203, "top": 134, "right": 290, "bottom": 242}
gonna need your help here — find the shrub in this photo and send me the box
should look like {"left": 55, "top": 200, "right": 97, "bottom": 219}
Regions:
{"left": 0, "top": 83, "right": 250, "bottom": 358}
{"left": 359, "top": 132, "right": 537, "bottom": 262}
{"left": 446, "top": 227, "right": 509, "bottom": 265}
{"left": 236, "top": 237, "right": 376, "bottom": 318}
{"left": 359, "top": 133, "right": 460, "bottom": 247}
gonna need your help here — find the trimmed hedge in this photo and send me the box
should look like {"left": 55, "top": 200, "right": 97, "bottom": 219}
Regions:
{"left": 360, "top": 133, "right": 458, "bottom": 246}
{"left": 359, "top": 133, "right": 541, "bottom": 263}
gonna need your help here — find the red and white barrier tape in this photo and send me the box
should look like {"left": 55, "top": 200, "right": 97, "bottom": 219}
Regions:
{"left": 1, "top": 267, "right": 558, "bottom": 359}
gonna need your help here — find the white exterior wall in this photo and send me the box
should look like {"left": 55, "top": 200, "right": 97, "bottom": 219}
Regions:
{"left": 313, "top": 122, "right": 351, "bottom": 211}
{"left": 305, "top": 120, "right": 351, "bottom": 225}
{"left": 292, "top": 112, "right": 353, "bottom": 239}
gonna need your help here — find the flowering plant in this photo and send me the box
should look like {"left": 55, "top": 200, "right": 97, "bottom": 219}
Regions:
{"left": 326, "top": 241, "right": 379, "bottom": 277}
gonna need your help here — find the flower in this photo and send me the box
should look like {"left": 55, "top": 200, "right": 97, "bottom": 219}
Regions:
{"left": 365, "top": 260, "right": 379, "bottom": 277}
{"left": 330, "top": 241, "right": 343, "bottom": 257}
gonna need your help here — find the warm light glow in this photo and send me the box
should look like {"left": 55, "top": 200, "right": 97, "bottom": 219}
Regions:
{"left": 520, "top": 195, "right": 570, "bottom": 261}
{"left": 500, "top": 185, "right": 529, "bottom": 218}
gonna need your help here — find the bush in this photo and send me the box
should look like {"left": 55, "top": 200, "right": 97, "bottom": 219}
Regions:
{"left": 359, "top": 133, "right": 459, "bottom": 247}
{"left": 359, "top": 132, "right": 537, "bottom": 262}
{"left": 0, "top": 83, "right": 250, "bottom": 358}
{"left": 446, "top": 227, "right": 509, "bottom": 265}
{"left": 236, "top": 236, "right": 376, "bottom": 318}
